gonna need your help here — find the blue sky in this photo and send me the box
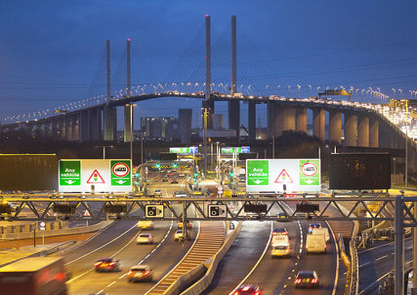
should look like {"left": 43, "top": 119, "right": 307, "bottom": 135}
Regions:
{"left": 1, "top": 0, "right": 417, "bottom": 128}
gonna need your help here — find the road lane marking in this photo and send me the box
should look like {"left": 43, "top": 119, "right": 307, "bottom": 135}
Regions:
{"left": 66, "top": 223, "right": 137, "bottom": 266}
{"left": 376, "top": 255, "right": 388, "bottom": 261}
{"left": 326, "top": 221, "right": 340, "bottom": 295}
{"left": 228, "top": 221, "right": 273, "bottom": 295}
{"left": 96, "top": 219, "right": 174, "bottom": 294}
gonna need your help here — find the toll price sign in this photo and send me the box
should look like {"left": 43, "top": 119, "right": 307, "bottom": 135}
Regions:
{"left": 111, "top": 160, "right": 131, "bottom": 186}
{"left": 59, "top": 160, "right": 81, "bottom": 186}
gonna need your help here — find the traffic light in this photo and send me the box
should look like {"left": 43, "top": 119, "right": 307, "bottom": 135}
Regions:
{"left": 135, "top": 172, "right": 139, "bottom": 177}
{"left": 194, "top": 172, "right": 198, "bottom": 177}
{"left": 229, "top": 172, "right": 234, "bottom": 177}
{"left": 173, "top": 163, "right": 178, "bottom": 168}
{"left": 155, "top": 163, "right": 161, "bottom": 169}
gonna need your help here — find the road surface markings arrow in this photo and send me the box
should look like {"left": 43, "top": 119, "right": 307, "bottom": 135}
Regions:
{"left": 304, "top": 179, "right": 314, "bottom": 184}
{"left": 115, "top": 180, "right": 126, "bottom": 184}
{"left": 253, "top": 180, "right": 263, "bottom": 184}
{"left": 65, "top": 180, "right": 76, "bottom": 185}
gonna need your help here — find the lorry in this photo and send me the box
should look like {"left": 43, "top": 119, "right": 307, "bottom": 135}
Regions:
{"left": 0, "top": 256, "right": 68, "bottom": 295}
{"left": 306, "top": 233, "right": 326, "bottom": 254}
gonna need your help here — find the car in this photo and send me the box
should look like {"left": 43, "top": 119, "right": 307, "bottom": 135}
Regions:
{"left": 308, "top": 223, "right": 322, "bottom": 234}
{"left": 127, "top": 265, "right": 153, "bottom": 282}
{"left": 277, "top": 212, "right": 290, "bottom": 221}
{"left": 94, "top": 258, "right": 120, "bottom": 272}
{"left": 272, "top": 228, "right": 288, "bottom": 236}
{"left": 137, "top": 220, "right": 154, "bottom": 230}
{"left": 154, "top": 189, "right": 163, "bottom": 196}
{"left": 162, "top": 177, "right": 169, "bottom": 182}
{"left": 174, "top": 229, "right": 184, "bottom": 241}
{"left": 294, "top": 270, "right": 319, "bottom": 288}
{"left": 177, "top": 221, "right": 192, "bottom": 229}
{"left": 137, "top": 233, "right": 153, "bottom": 244}
{"left": 170, "top": 178, "right": 179, "bottom": 184}
{"left": 271, "top": 243, "right": 291, "bottom": 258}
{"left": 233, "top": 284, "right": 262, "bottom": 295}
{"left": 178, "top": 173, "right": 185, "bottom": 177}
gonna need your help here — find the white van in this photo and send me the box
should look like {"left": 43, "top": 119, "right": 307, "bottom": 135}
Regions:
{"left": 312, "top": 228, "right": 330, "bottom": 243}
{"left": 306, "top": 233, "right": 326, "bottom": 254}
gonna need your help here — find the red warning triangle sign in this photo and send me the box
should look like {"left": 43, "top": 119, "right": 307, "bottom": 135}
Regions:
{"left": 83, "top": 210, "right": 91, "bottom": 217}
{"left": 275, "top": 169, "right": 293, "bottom": 183}
{"left": 87, "top": 170, "right": 105, "bottom": 184}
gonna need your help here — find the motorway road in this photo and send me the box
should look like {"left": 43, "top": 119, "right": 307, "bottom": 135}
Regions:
{"left": 64, "top": 173, "right": 197, "bottom": 295}
{"left": 64, "top": 219, "right": 197, "bottom": 295}
{"left": 358, "top": 237, "right": 413, "bottom": 294}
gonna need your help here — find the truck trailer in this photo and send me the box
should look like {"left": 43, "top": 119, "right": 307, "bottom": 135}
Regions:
{"left": 0, "top": 256, "right": 68, "bottom": 295}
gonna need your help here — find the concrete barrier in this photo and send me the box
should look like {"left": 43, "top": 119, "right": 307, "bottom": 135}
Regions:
{"left": 0, "top": 221, "right": 113, "bottom": 240}
{"left": 180, "top": 221, "right": 243, "bottom": 295}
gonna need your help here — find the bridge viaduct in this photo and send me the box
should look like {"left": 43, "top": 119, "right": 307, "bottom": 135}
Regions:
{"left": 0, "top": 15, "right": 415, "bottom": 167}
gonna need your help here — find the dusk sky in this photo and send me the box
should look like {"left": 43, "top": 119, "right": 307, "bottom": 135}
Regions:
{"left": 1, "top": 0, "right": 417, "bottom": 128}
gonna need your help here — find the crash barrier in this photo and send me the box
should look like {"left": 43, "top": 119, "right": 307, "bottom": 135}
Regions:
{"left": 0, "top": 221, "right": 112, "bottom": 240}
{"left": 347, "top": 220, "right": 360, "bottom": 295}
{"left": 44, "top": 240, "right": 77, "bottom": 256}
{"left": 179, "top": 221, "right": 243, "bottom": 295}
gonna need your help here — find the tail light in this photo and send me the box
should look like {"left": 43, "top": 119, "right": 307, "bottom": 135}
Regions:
{"left": 312, "top": 278, "right": 318, "bottom": 283}
{"left": 295, "top": 279, "right": 301, "bottom": 284}
{"left": 255, "top": 292, "right": 260, "bottom": 295}
{"left": 127, "top": 270, "right": 132, "bottom": 276}
{"left": 94, "top": 262, "right": 101, "bottom": 266}
{"left": 242, "top": 286, "right": 250, "bottom": 291}
{"left": 144, "top": 271, "right": 150, "bottom": 275}
{"left": 233, "top": 292, "right": 239, "bottom": 295}
{"left": 305, "top": 245, "right": 308, "bottom": 249}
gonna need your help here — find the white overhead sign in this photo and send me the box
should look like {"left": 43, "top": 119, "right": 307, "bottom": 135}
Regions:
{"left": 59, "top": 159, "right": 132, "bottom": 193}
{"left": 246, "top": 159, "right": 320, "bottom": 193}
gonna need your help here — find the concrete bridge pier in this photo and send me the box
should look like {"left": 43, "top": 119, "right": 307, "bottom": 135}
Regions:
{"left": 104, "top": 106, "right": 117, "bottom": 141}
{"left": 344, "top": 113, "right": 358, "bottom": 146}
{"left": 313, "top": 108, "right": 325, "bottom": 142}
{"left": 89, "top": 108, "right": 101, "bottom": 141}
{"left": 79, "top": 110, "right": 89, "bottom": 143}
{"left": 369, "top": 117, "right": 379, "bottom": 148}
{"left": 296, "top": 107, "right": 307, "bottom": 133}
{"left": 248, "top": 101, "right": 256, "bottom": 143}
{"left": 358, "top": 115, "right": 369, "bottom": 147}
{"left": 267, "top": 102, "right": 275, "bottom": 139}
{"left": 72, "top": 115, "right": 79, "bottom": 141}
{"left": 228, "top": 101, "right": 240, "bottom": 139}
{"left": 329, "top": 111, "right": 342, "bottom": 145}
{"left": 179, "top": 109, "right": 192, "bottom": 144}
{"left": 58, "top": 118, "right": 65, "bottom": 140}
{"left": 65, "top": 117, "right": 73, "bottom": 141}
{"left": 124, "top": 104, "right": 134, "bottom": 143}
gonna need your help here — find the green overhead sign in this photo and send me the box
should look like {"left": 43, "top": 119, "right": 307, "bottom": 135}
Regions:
{"left": 169, "top": 147, "right": 198, "bottom": 154}
{"left": 299, "top": 159, "right": 320, "bottom": 185}
{"left": 59, "top": 160, "right": 81, "bottom": 186}
{"left": 247, "top": 160, "right": 269, "bottom": 186}
{"left": 111, "top": 160, "right": 131, "bottom": 186}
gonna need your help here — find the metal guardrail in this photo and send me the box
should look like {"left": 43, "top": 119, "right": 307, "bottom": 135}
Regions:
{"left": 349, "top": 239, "right": 359, "bottom": 295}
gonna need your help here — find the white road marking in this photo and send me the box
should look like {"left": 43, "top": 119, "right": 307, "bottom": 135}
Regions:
{"left": 228, "top": 221, "right": 273, "bottom": 295}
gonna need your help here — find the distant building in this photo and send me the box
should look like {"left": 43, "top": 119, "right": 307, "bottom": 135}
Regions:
{"left": 141, "top": 117, "right": 179, "bottom": 140}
